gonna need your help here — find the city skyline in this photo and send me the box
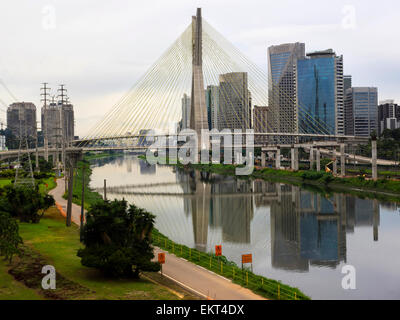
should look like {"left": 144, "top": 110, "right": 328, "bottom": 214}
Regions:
{"left": 0, "top": 0, "right": 398, "bottom": 136}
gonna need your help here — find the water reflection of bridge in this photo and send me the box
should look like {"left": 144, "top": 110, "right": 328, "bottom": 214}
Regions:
{"left": 102, "top": 158, "right": 381, "bottom": 272}
{"left": 172, "top": 170, "right": 381, "bottom": 268}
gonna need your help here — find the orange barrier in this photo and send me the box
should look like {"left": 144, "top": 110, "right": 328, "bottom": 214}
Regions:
{"left": 55, "top": 202, "right": 66, "bottom": 218}
{"left": 54, "top": 202, "right": 85, "bottom": 224}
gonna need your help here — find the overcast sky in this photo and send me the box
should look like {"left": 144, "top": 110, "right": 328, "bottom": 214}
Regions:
{"left": 0, "top": 0, "right": 398, "bottom": 136}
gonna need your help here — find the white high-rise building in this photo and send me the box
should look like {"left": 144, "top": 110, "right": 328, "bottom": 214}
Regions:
{"left": 344, "top": 87, "right": 378, "bottom": 137}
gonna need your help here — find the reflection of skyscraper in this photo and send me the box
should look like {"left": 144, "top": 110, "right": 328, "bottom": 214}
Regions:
{"left": 138, "top": 158, "right": 156, "bottom": 174}
{"left": 212, "top": 179, "right": 254, "bottom": 243}
{"left": 270, "top": 184, "right": 309, "bottom": 271}
{"left": 345, "top": 197, "right": 378, "bottom": 228}
{"left": 175, "top": 169, "right": 255, "bottom": 249}
{"left": 270, "top": 186, "right": 350, "bottom": 271}
{"left": 188, "top": 171, "right": 211, "bottom": 251}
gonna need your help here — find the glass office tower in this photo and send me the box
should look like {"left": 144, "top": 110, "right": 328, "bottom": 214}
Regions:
{"left": 268, "top": 43, "right": 305, "bottom": 142}
{"left": 296, "top": 49, "right": 343, "bottom": 135}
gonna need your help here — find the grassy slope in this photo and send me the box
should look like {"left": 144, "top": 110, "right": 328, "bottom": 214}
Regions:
{"left": 16, "top": 207, "right": 178, "bottom": 300}
{"left": 62, "top": 164, "right": 103, "bottom": 210}
{"left": 38, "top": 176, "right": 57, "bottom": 194}
{"left": 0, "top": 260, "right": 43, "bottom": 300}
{"left": 0, "top": 176, "right": 56, "bottom": 193}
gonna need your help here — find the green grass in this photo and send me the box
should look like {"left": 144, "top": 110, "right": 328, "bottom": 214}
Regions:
{"left": 0, "top": 174, "right": 56, "bottom": 193}
{"left": 38, "top": 176, "right": 57, "bottom": 194}
{"left": 16, "top": 207, "right": 179, "bottom": 300}
{"left": 63, "top": 164, "right": 103, "bottom": 210}
{"left": 0, "top": 259, "right": 43, "bottom": 300}
{"left": 83, "top": 151, "right": 123, "bottom": 161}
{"left": 0, "top": 179, "right": 11, "bottom": 187}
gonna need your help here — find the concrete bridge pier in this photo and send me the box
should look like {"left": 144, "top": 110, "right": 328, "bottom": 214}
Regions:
{"left": 316, "top": 148, "right": 321, "bottom": 171}
{"left": 235, "top": 152, "right": 243, "bottom": 165}
{"left": 309, "top": 147, "right": 314, "bottom": 170}
{"left": 291, "top": 146, "right": 299, "bottom": 171}
{"left": 340, "top": 143, "right": 346, "bottom": 177}
{"left": 332, "top": 148, "right": 337, "bottom": 175}
{"left": 372, "top": 138, "right": 378, "bottom": 181}
{"left": 261, "top": 151, "right": 266, "bottom": 167}
{"left": 275, "top": 147, "right": 281, "bottom": 169}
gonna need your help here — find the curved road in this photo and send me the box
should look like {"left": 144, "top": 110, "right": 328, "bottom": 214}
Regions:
{"left": 50, "top": 178, "right": 265, "bottom": 300}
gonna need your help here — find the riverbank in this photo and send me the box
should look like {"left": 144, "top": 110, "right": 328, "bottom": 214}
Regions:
{"left": 140, "top": 155, "right": 400, "bottom": 202}
{"left": 69, "top": 154, "right": 310, "bottom": 300}
{"left": 152, "top": 229, "right": 309, "bottom": 300}
{"left": 83, "top": 151, "right": 124, "bottom": 161}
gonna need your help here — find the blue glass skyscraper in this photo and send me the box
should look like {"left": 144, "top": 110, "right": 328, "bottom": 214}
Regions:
{"left": 296, "top": 49, "right": 344, "bottom": 135}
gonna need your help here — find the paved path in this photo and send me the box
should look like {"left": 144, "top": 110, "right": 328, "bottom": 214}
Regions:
{"left": 50, "top": 178, "right": 264, "bottom": 300}
{"left": 154, "top": 248, "right": 265, "bottom": 300}
{"left": 49, "top": 178, "right": 85, "bottom": 226}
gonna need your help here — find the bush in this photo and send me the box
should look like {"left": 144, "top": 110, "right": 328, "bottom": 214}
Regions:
{"left": 33, "top": 172, "right": 54, "bottom": 180}
{"left": 0, "top": 169, "right": 15, "bottom": 178}
{"left": 78, "top": 199, "right": 160, "bottom": 278}
{"left": 0, "top": 185, "right": 55, "bottom": 223}
{"left": 301, "top": 171, "right": 324, "bottom": 181}
{"left": 320, "top": 173, "right": 334, "bottom": 185}
{"left": 0, "top": 211, "right": 23, "bottom": 262}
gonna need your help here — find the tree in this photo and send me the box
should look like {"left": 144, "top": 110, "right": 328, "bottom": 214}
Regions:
{"left": 28, "top": 157, "right": 53, "bottom": 173}
{"left": 0, "top": 185, "right": 55, "bottom": 223}
{"left": 0, "top": 211, "right": 23, "bottom": 262}
{"left": 77, "top": 199, "right": 160, "bottom": 278}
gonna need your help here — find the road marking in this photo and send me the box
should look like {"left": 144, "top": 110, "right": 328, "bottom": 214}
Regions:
{"left": 159, "top": 272, "right": 210, "bottom": 300}
{"left": 140, "top": 273, "right": 184, "bottom": 299}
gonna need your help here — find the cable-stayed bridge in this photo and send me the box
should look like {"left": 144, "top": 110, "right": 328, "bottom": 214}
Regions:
{"left": 0, "top": 8, "right": 389, "bottom": 178}
{"left": 78, "top": 8, "right": 339, "bottom": 146}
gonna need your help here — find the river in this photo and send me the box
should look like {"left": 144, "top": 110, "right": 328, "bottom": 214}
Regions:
{"left": 89, "top": 155, "right": 400, "bottom": 300}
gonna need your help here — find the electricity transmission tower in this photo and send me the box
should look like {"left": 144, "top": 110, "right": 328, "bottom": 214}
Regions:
{"left": 41, "top": 82, "right": 51, "bottom": 162}
{"left": 14, "top": 105, "right": 35, "bottom": 187}
{"left": 58, "top": 84, "right": 67, "bottom": 173}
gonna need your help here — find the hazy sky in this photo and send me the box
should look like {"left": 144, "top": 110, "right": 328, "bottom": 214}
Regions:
{"left": 0, "top": 0, "right": 398, "bottom": 136}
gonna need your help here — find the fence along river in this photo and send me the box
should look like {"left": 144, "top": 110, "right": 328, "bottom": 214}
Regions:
{"left": 89, "top": 155, "right": 400, "bottom": 299}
